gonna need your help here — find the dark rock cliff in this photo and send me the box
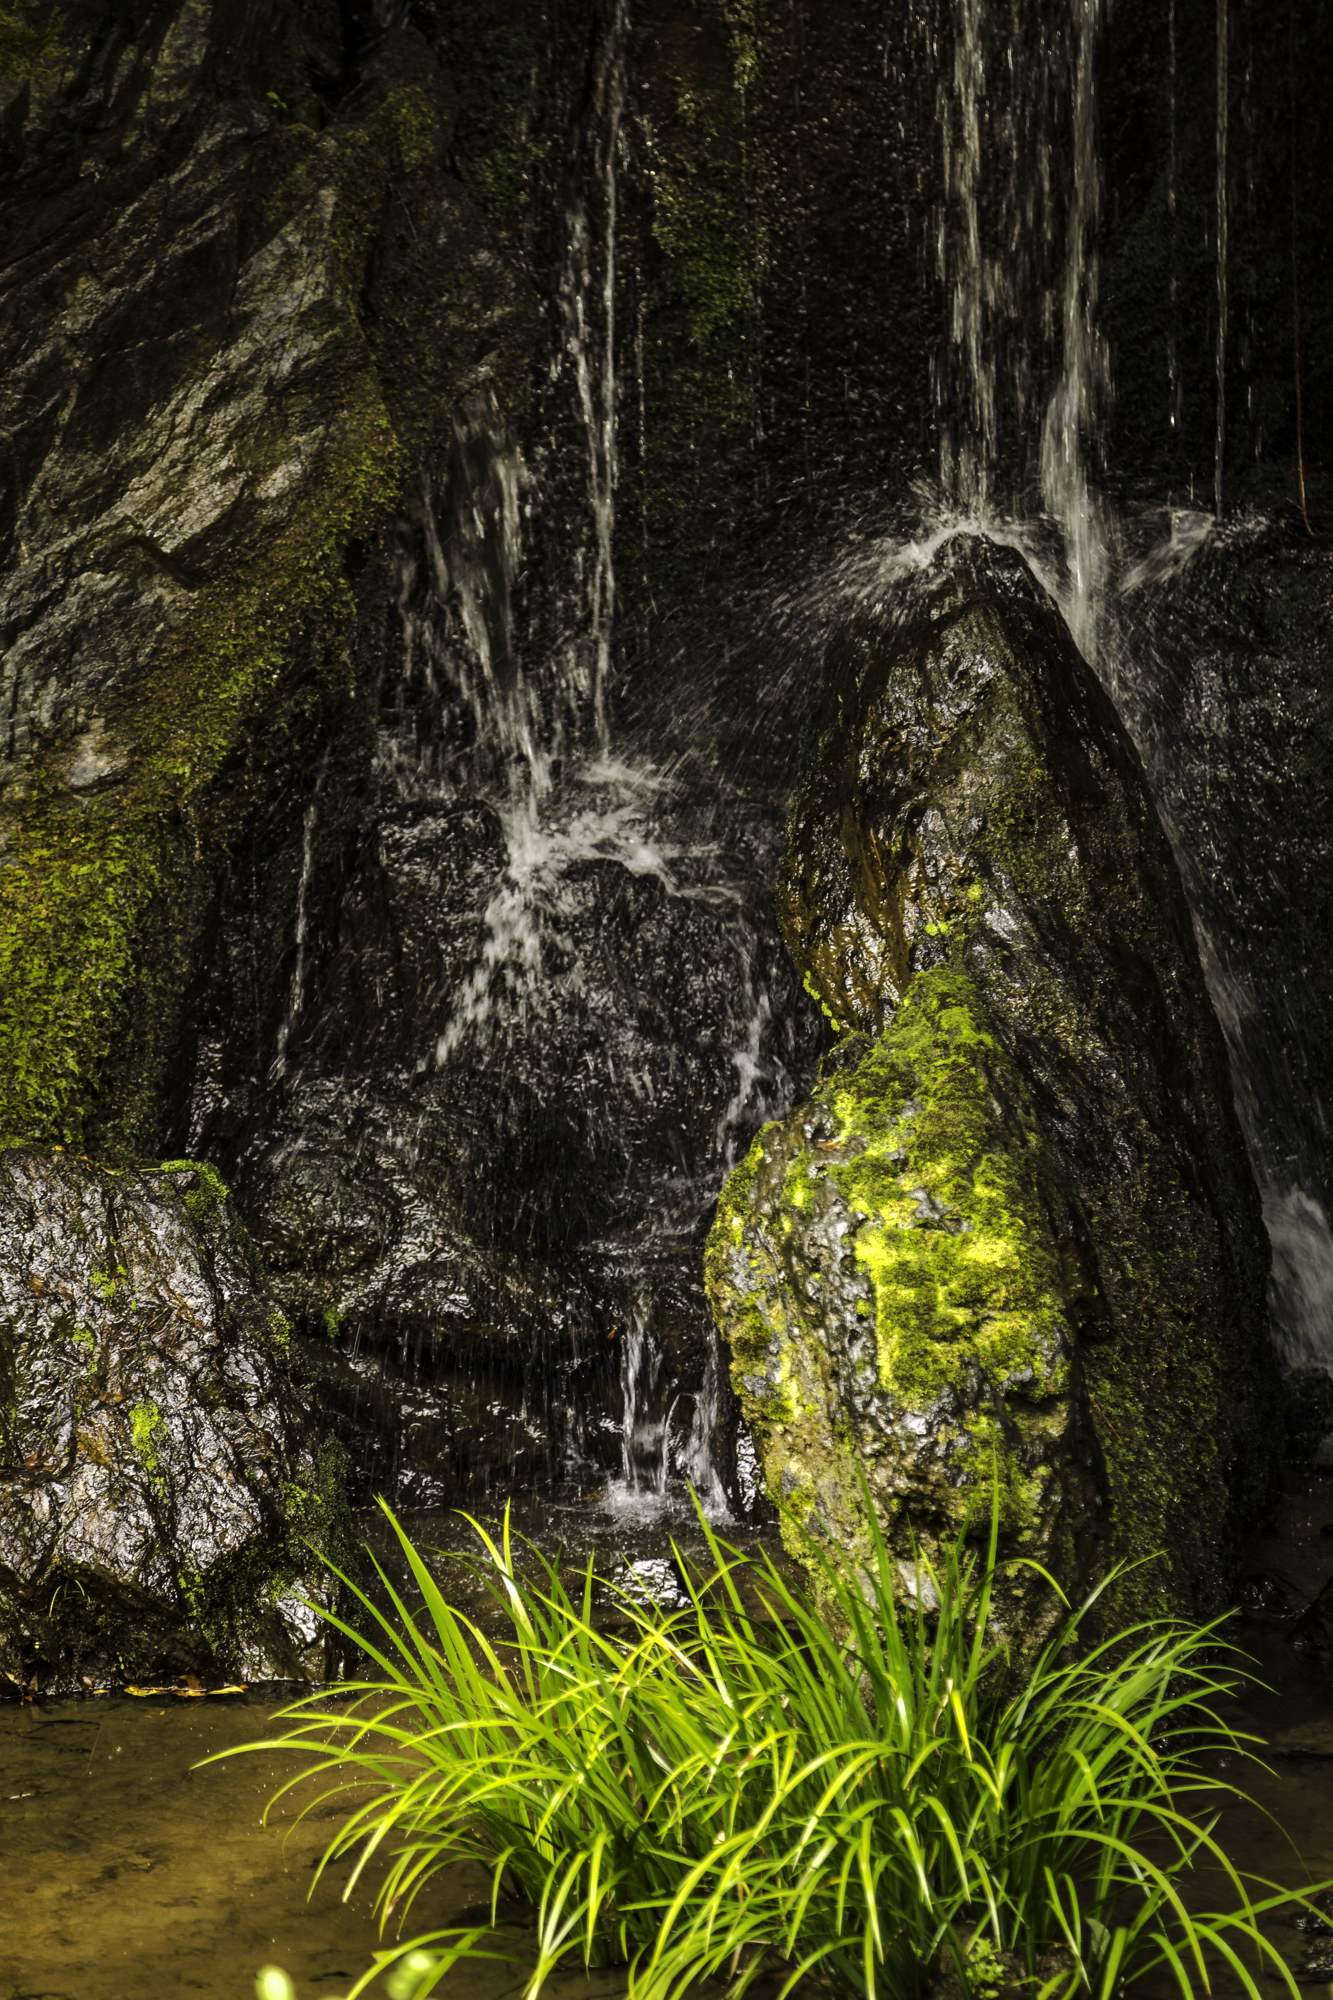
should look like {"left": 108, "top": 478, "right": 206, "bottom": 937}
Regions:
{"left": 0, "top": 0, "right": 535, "bottom": 1156}
{"left": 0, "top": 0, "right": 1323, "bottom": 1548}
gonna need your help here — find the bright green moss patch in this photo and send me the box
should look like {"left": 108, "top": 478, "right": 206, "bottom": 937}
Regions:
{"left": 0, "top": 380, "right": 398, "bottom": 1153}
{"left": 819, "top": 970, "right": 1068, "bottom": 1411}
{"left": 0, "top": 805, "right": 159, "bottom": 1146}
{"left": 158, "top": 1159, "right": 231, "bottom": 1234}
{"left": 0, "top": 57, "right": 539, "bottom": 1156}
{"left": 130, "top": 1401, "right": 165, "bottom": 1478}
{"left": 707, "top": 964, "right": 1082, "bottom": 1605}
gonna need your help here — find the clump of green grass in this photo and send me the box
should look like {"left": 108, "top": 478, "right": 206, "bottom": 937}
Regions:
{"left": 225, "top": 1494, "right": 1325, "bottom": 2000}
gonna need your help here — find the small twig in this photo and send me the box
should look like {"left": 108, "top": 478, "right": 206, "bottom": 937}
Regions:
{"left": 1089, "top": 1395, "right": 1123, "bottom": 1444}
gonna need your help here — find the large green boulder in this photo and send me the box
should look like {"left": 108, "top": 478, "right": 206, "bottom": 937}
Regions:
{"left": 707, "top": 537, "right": 1280, "bottom": 1630}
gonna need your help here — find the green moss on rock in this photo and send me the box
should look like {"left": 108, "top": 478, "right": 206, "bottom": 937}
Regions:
{"left": 819, "top": 972, "right": 1069, "bottom": 1417}
{"left": 735, "top": 535, "right": 1279, "bottom": 1633}
{"left": 707, "top": 964, "right": 1098, "bottom": 1627}
{"left": 0, "top": 34, "right": 539, "bottom": 1155}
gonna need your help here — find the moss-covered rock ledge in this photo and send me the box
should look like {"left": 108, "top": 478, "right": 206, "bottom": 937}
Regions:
{"left": 0, "top": 1147, "right": 354, "bottom": 1686}
{"left": 0, "top": 0, "right": 536, "bottom": 1155}
{"left": 707, "top": 535, "right": 1280, "bottom": 1635}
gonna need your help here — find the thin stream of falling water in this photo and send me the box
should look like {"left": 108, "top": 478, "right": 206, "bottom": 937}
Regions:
{"left": 1040, "top": 0, "right": 1110, "bottom": 660}
{"left": 933, "top": 0, "right": 1112, "bottom": 654}
{"left": 272, "top": 748, "right": 329, "bottom": 1077}
{"left": 1214, "top": 0, "right": 1229, "bottom": 518}
{"left": 558, "top": 0, "right": 628, "bottom": 747}
{"left": 929, "top": 0, "right": 1333, "bottom": 1400}
{"left": 934, "top": 0, "right": 1058, "bottom": 517}
{"left": 1167, "top": 0, "right": 1182, "bottom": 456}
{"left": 936, "top": 0, "right": 991, "bottom": 510}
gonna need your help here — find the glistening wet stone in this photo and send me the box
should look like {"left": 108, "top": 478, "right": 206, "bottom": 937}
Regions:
{"left": 709, "top": 535, "right": 1280, "bottom": 1629}
{"left": 0, "top": 1149, "right": 351, "bottom": 1687}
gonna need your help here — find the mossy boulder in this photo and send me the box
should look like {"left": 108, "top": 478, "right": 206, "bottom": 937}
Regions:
{"left": 707, "top": 968, "right": 1105, "bottom": 1631}
{"left": 707, "top": 535, "right": 1280, "bottom": 1629}
{"left": 0, "top": 1146, "right": 353, "bottom": 1687}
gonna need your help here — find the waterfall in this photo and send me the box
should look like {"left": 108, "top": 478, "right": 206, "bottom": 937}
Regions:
{"left": 1040, "top": 0, "right": 1110, "bottom": 659}
{"left": 934, "top": 0, "right": 1110, "bottom": 660}
{"left": 556, "top": 0, "right": 628, "bottom": 748}
{"left": 1167, "top": 0, "right": 1181, "bottom": 459}
{"left": 1214, "top": 0, "right": 1229, "bottom": 518}
{"left": 930, "top": 0, "right": 1333, "bottom": 1423}
{"left": 935, "top": 0, "right": 1059, "bottom": 518}
{"left": 260, "top": 0, "right": 807, "bottom": 1518}
{"left": 935, "top": 0, "right": 992, "bottom": 511}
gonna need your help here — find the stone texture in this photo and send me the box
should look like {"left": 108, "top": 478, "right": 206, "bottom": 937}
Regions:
{"left": 0, "top": 0, "right": 536, "bottom": 1154}
{"left": 707, "top": 536, "right": 1281, "bottom": 1628}
{"left": 0, "top": 1146, "right": 351, "bottom": 1686}
{"left": 1112, "top": 519, "right": 1333, "bottom": 1417}
{"left": 707, "top": 973, "right": 1101, "bottom": 1633}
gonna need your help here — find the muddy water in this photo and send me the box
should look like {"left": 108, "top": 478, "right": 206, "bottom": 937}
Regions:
{"left": 1165, "top": 1469, "right": 1333, "bottom": 1999}
{"left": 6, "top": 1480, "right": 1333, "bottom": 2000}
{"left": 0, "top": 1489, "right": 779, "bottom": 2000}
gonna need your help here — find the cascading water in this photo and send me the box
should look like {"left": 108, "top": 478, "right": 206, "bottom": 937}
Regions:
{"left": 1214, "top": 0, "right": 1229, "bottom": 520}
{"left": 926, "top": 0, "right": 1333, "bottom": 1441}
{"left": 175, "top": 0, "right": 1332, "bottom": 1545}
{"left": 934, "top": 0, "right": 1061, "bottom": 516}
{"left": 192, "top": 0, "right": 822, "bottom": 1525}
{"left": 555, "top": 0, "right": 627, "bottom": 743}
{"left": 933, "top": 0, "right": 1109, "bottom": 652}
{"left": 1040, "top": 0, "right": 1112, "bottom": 658}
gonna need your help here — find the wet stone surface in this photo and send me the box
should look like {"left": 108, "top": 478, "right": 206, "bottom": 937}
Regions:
{"left": 710, "top": 534, "right": 1280, "bottom": 1625}
{"left": 192, "top": 744, "right": 821, "bottom": 1515}
{"left": 1110, "top": 518, "right": 1333, "bottom": 1407}
{"left": 0, "top": 1148, "right": 351, "bottom": 1687}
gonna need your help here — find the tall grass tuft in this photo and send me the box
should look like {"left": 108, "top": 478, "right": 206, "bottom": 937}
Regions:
{"left": 221, "top": 1492, "right": 1324, "bottom": 2000}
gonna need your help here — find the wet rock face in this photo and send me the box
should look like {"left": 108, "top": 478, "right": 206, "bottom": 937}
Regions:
{"left": 706, "top": 974, "right": 1105, "bottom": 1631}
{"left": 0, "top": 0, "right": 825, "bottom": 1518}
{"left": 0, "top": 1149, "right": 351, "bottom": 1687}
{"left": 709, "top": 536, "right": 1280, "bottom": 1625}
{"left": 1111, "top": 522, "right": 1333, "bottom": 1408}
{"left": 0, "top": 0, "right": 535, "bottom": 1153}
{"left": 187, "top": 770, "right": 818, "bottom": 1510}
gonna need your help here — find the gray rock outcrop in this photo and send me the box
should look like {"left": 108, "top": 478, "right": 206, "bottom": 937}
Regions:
{"left": 0, "top": 1147, "right": 351, "bottom": 1686}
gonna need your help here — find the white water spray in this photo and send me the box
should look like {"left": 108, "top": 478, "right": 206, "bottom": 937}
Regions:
{"left": 1040, "top": 0, "right": 1111, "bottom": 660}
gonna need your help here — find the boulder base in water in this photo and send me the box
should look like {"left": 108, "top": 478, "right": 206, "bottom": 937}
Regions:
{"left": 0, "top": 1148, "right": 352, "bottom": 1686}
{"left": 707, "top": 537, "right": 1279, "bottom": 1629}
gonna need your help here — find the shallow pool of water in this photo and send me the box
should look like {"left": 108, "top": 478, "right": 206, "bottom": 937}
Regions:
{"left": 7, "top": 1476, "right": 1333, "bottom": 2000}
